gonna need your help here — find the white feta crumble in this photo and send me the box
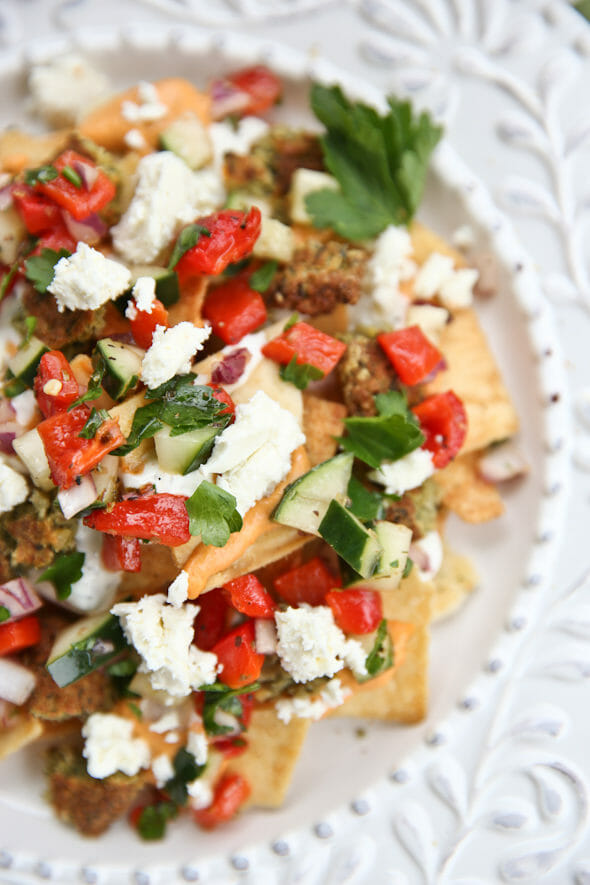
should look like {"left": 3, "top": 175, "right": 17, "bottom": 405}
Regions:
{"left": 28, "top": 53, "right": 111, "bottom": 126}
{"left": 52, "top": 522, "right": 121, "bottom": 614}
{"left": 209, "top": 117, "right": 270, "bottom": 170}
{"left": 82, "top": 713, "right": 151, "bottom": 780}
{"left": 11, "top": 389, "right": 39, "bottom": 427}
{"left": 167, "top": 570, "right": 189, "bottom": 607}
{"left": 47, "top": 244, "right": 131, "bottom": 312}
{"left": 186, "top": 730, "right": 208, "bottom": 766}
{"left": 187, "top": 778, "right": 213, "bottom": 810}
{"left": 405, "top": 304, "right": 449, "bottom": 344}
{"left": 275, "top": 605, "right": 367, "bottom": 684}
{"left": 411, "top": 530, "right": 444, "bottom": 582}
{"left": 122, "top": 80, "right": 168, "bottom": 123}
{"left": 125, "top": 276, "right": 156, "bottom": 321}
{"left": 369, "top": 448, "right": 435, "bottom": 497}
{"left": 451, "top": 224, "right": 476, "bottom": 250}
{"left": 121, "top": 456, "right": 212, "bottom": 498}
{"left": 275, "top": 677, "right": 350, "bottom": 724}
{"left": 124, "top": 127, "right": 148, "bottom": 151}
{"left": 152, "top": 753, "right": 175, "bottom": 788}
{"left": 141, "top": 322, "right": 211, "bottom": 389}
{"left": 205, "top": 389, "right": 305, "bottom": 516}
{"left": 438, "top": 267, "right": 479, "bottom": 309}
{"left": 413, "top": 252, "right": 479, "bottom": 309}
{"left": 0, "top": 459, "right": 28, "bottom": 513}
{"left": 352, "top": 225, "right": 415, "bottom": 331}
{"left": 112, "top": 152, "right": 214, "bottom": 264}
{"left": 148, "top": 709, "right": 182, "bottom": 734}
{"left": 165, "top": 731, "right": 180, "bottom": 743}
{"left": 111, "top": 593, "right": 219, "bottom": 698}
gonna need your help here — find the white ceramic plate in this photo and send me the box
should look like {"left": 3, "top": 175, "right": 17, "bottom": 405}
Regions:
{"left": 0, "top": 22, "right": 572, "bottom": 885}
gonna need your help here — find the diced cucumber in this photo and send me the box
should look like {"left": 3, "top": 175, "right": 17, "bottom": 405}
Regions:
{"left": 95, "top": 338, "right": 143, "bottom": 401}
{"left": 7, "top": 336, "right": 49, "bottom": 387}
{"left": 128, "top": 265, "right": 180, "bottom": 307}
{"left": 12, "top": 427, "right": 54, "bottom": 491}
{"left": 154, "top": 423, "right": 221, "bottom": 474}
{"left": 159, "top": 117, "right": 213, "bottom": 170}
{"left": 318, "top": 499, "right": 382, "bottom": 579}
{"left": 46, "top": 611, "right": 128, "bottom": 687}
{"left": 0, "top": 206, "right": 26, "bottom": 266}
{"left": 373, "top": 521, "right": 412, "bottom": 583}
{"left": 273, "top": 452, "right": 353, "bottom": 536}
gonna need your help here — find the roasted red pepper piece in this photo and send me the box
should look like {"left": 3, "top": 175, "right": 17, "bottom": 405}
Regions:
{"left": 193, "top": 773, "right": 251, "bottom": 829}
{"left": 262, "top": 321, "right": 346, "bottom": 375}
{"left": 211, "top": 65, "right": 282, "bottom": 118}
{"left": 0, "top": 615, "right": 41, "bottom": 656}
{"left": 223, "top": 574, "right": 276, "bottom": 619}
{"left": 206, "top": 383, "right": 236, "bottom": 421}
{"left": 37, "top": 405, "right": 124, "bottom": 489}
{"left": 34, "top": 351, "right": 80, "bottom": 417}
{"left": 273, "top": 556, "right": 341, "bottom": 608}
{"left": 84, "top": 493, "right": 191, "bottom": 547}
{"left": 203, "top": 277, "right": 267, "bottom": 345}
{"left": 212, "top": 620, "right": 264, "bottom": 689}
{"left": 325, "top": 588, "right": 383, "bottom": 634}
{"left": 193, "top": 587, "right": 231, "bottom": 651}
{"left": 412, "top": 390, "right": 467, "bottom": 468}
{"left": 11, "top": 185, "right": 62, "bottom": 234}
{"left": 101, "top": 534, "right": 142, "bottom": 573}
{"left": 174, "top": 208, "right": 261, "bottom": 279}
{"left": 129, "top": 297, "right": 169, "bottom": 349}
{"left": 36, "top": 150, "right": 116, "bottom": 221}
{"left": 377, "top": 325, "right": 443, "bottom": 386}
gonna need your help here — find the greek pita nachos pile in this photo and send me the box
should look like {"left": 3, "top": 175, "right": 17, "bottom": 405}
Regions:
{"left": 0, "top": 55, "right": 523, "bottom": 838}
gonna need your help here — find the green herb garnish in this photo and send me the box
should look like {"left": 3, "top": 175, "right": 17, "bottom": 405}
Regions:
{"left": 23, "top": 316, "right": 37, "bottom": 345}
{"left": 249, "top": 260, "right": 278, "bottom": 292}
{"left": 61, "top": 165, "right": 82, "bottom": 188}
{"left": 168, "top": 224, "right": 211, "bottom": 270}
{"left": 347, "top": 475, "right": 384, "bottom": 521}
{"left": 39, "top": 552, "right": 85, "bottom": 600}
{"left": 163, "top": 746, "right": 206, "bottom": 806}
{"left": 279, "top": 355, "right": 324, "bottom": 390}
{"left": 69, "top": 360, "right": 105, "bottom": 409}
{"left": 24, "top": 247, "right": 71, "bottom": 294}
{"left": 0, "top": 606, "right": 10, "bottom": 623}
{"left": 78, "top": 407, "right": 109, "bottom": 440}
{"left": 186, "top": 481, "right": 242, "bottom": 546}
{"left": 362, "top": 619, "right": 394, "bottom": 681}
{"left": 136, "top": 801, "right": 178, "bottom": 841}
{"left": 402, "top": 556, "right": 413, "bottom": 578}
{"left": 201, "top": 682, "right": 258, "bottom": 736}
{"left": 338, "top": 391, "right": 424, "bottom": 469}
{"left": 24, "top": 164, "right": 58, "bottom": 186}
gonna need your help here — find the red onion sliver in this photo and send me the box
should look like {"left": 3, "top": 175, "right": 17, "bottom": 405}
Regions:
{"left": 62, "top": 209, "right": 108, "bottom": 245}
{"left": 0, "top": 426, "right": 19, "bottom": 453}
{"left": 211, "top": 348, "right": 249, "bottom": 385}
{"left": 57, "top": 473, "right": 97, "bottom": 519}
{"left": 209, "top": 80, "right": 251, "bottom": 120}
{"left": 0, "top": 658, "right": 36, "bottom": 705}
{"left": 0, "top": 578, "right": 42, "bottom": 623}
{"left": 73, "top": 160, "right": 99, "bottom": 191}
{"left": 255, "top": 619, "right": 277, "bottom": 655}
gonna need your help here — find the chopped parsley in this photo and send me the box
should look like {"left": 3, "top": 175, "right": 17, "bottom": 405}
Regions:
{"left": 163, "top": 746, "right": 206, "bottom": 806}
{"left": 279, "top": 355, "right": 324, "bottom": 390}
{"left": 249, "top": 260, "right": 278, "bottom": 292}
{"left": 0, "top": 606, "right": 10, "bottom": 623}
{"left": 361, "top": 619, "right": 394, "bottom": 681}
{"left": 78, "top": 407, "right": 110, "bottom": 439}
{"left": 69, "top": 360, "right": 105, "bottom": 409}
{"left": 306, "top": 84, "right": 443, "bottom": 240}
{"left": 338, "top": 391, "right": 424, "bottom": 469}
{"left": 136, "top": 801, "right": 178, "bottom": 841}
{"left": 185, "top": 481, "right": 242, "bottom": 547}
{"left": 61, "top": 165, "right": 82, "bottom": 188}
{"left": 24, "top": 247, "right": 71, "bottom": 294}
{"left": 347, "top": 475, "right": 384, "bottom": 521}
{"left": 39, "top": 552, "right": 85, "bottom": 600}
{"left": 24, "top": 164, "right": 58, "bottom": 186}
{"left": 201, "top": 682, "right": 258, "bottom": 736}
{"left": 168, "top": 223, "right": 211, "bottom": 270}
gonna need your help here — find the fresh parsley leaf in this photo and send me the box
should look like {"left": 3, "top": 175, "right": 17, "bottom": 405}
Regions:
{"left": 107, "top": 657, "right": 137, "bottom": 677}
{"left": 128, "top": 702, "right": 142, "bottom": 719}
{"left": 136, "top": 801, "right": 178, "bottom": 841}
{"left": 61, "top": 165, "right": 82, "bottom": 188}
{"left": 0, "top": 606, "right": 10, "bottom": 623}
{"left": 23, "top": 316, "right": 37, "bottom": 345}
{"left": 78, "top": 407, "right": 109, "bottom": 440}
{"left": 39, "top": 551, "right": 85, "bottom": 600}
{"left": 403, "top": 556, "right": 413, "bottom": 578}
{"left": 361, "top": 619, "right": 394, "bottom": 681}
{"left": 249, "top": 260, "right": 278, "bottom": 292}
{"left": 69, "top": 360, "right": 105, "bottom": 409}
{"left": 164, "top": 746, "right": 206, "bottom": 806}
{"left": 25, "top": 248, "right": 71, "bottom": 294}
{"left": 24, "top": 164, "right": 58, "bottom": 186}
{"left": 186, "top": 481, "right": 242, "bottom": 546}
{"left": 283, "top": 312, "right": 299, "bottom": 331}
{"left": 338, "top": 391, "right": 424, "bottom": 469}
{"left": 201, "top": 683, "right": 258, "bottom": 736}
{"left": 168, "top": 224, "right": 211, "bottom": 270}
{"left": 306, "top": 84, "right": 443, "bottom": 239}
{"left": 279, "top": 355, "right": 324, "bottom": 390}
{"left": 347, "top": 475, "right": 384, "bottom": 521}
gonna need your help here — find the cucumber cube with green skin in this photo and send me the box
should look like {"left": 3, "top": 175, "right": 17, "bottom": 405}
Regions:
{"left": 272, "top": 452, "right": 354, "bottom": 536}
{"left": 46, "top": 612, "right": 128, "bottom": 688}
{"left": 154, "top": 424, "right": 222, "bottom": 475}
{"left": 7, "top": 336, "right": 49, "bottom": 386}
{"left": 159, "top": 117, "right": 213, "bottom": 171}
{"left": 318, "top": 498, "right": 382, "bottom": 579}
{"left": 373, "top": 521, "right": 412, "bottom": 583}
{"left": 95, "top": 338, "right": 143, "bottom": 401}
{"left": 128, "top": 265, "right": 180, "bottom": 307}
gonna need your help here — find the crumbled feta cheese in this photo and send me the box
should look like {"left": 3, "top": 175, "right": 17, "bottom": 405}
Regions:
{"left": 413, "top": 251, "right": 479, "bottom": 309}
{"left": 275, "top": 678, "right": 350, "bottom": 724}
{"left": 11, "top": 389, "right": 38, "bottom": 427}
{"left": 148, "top": 709, "right": 182, "bottom": 734}
{"left": 112, "top": 152, "right": 216, "bottom": 264}
{"left": 165, "top": 731, "right": 180, "bottom": 743}
{"left": 121, "top": 457, "right": 212, "bottom": 498}
{"left": 289, "top": 168, "right": 339, "bottom": 225}
{"left": 82, "top": 713, "right": 151, "bottom": 779}
{"left": 369, "top": 448, "right": 435, "bottom": 496}
{"left": 187, "top": 731, "right": 208, "bottom": 766}
{"left": 439, "top": 267, "right": 479, "bottom": 309}
{"left": 141, "top": 322, "right": 211, "bottom": 389}
{"left": 452, "top": 224, "right": 476, "bottom": 250}
{"left": 0, "top": 459, "right": 28, "bottom": 513}
{"left": 275, "top": 605, "right": 367, "bottom": 683}
{"left": 352, "top": 225, "right": 415, "bottom": 330}
{"left": 411, "top": 530, "right": 444, "bottom": 581}
{"left": 187, "top": 777, "right": 213, "bottom": 809}
{"left": 28, "top": 54, "right": 111, "bottom": 126}
{"left": 111, "top": 594, "right": 219, "bottom": 698}
{"left": 167, "top": 571, "right": 189, "bottom": 607}
{"left": 205, "top": 390, "right": 305, "bottom": 515}
{"left": 125, "top": 276, "right": 156, "bottom": 321}
{"left": 48, "top": 244, "right": 131, "bottom": 312}
{"left": 209, "top": 117, "right": 270, "bottom": 170}
{"left": 405, "top": 304, "right": 449, "bottom": 343}
{"left": 252, "top": 216, "right": 294, "bottom": 263}
{"left": 152, "top": 753, "right": 175, "bottom": 788}
{"left": 122, "top": 80, "right": 167, "bottom": 123}
{"left": 124, "top": 127, "right": 148, "bottom": 151}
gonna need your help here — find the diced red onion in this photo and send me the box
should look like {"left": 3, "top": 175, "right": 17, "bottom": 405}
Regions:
{"left": 57, "top": 473, "right": 97, "bottom": 519}
{"left": 209, "top": 80, "right": 251, "bottom": 120}
{"left": 0, "top": 425, "right": 20, "bottom": 453}
{"left": 0, "top": 658, "right": 36, "bottom": 704}
{"left": 211, "top": 348, "right": 249, "bottom": 385}
{"left": 73, "top": 160, "right": 99, "bottom": 191}
{"left": 62, "top": 209, "right": 108, "bottom": 245}
{"left": 0, "top": 578, "right": 42, "bottom": 623}
{"left": 478, "top": 441, "right": 529, "bottom": 483}
{"left": 255, "top": 618, "right": 277, "bottom": 655}
{"left": 0, "top": 398, "right": 16, "bottom": 423}
{"left": 0, "top": 183, "right": 13, "bottom": 211}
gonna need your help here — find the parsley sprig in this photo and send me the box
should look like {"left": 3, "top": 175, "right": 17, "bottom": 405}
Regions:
{"left": 306, "top": 84, "right": 443, "bottom": 240}
{"left": 25, "top": 247, "right": 71, "bottom": 294}
{"left": 186, "top": 481, "right": 243, "bottom": 547}
{"left": 338, "top": 391, "right": 424, "bottom": 469}
{"left": 201, "top": 682, "right": 258, "bottom": 735}
{"left": 39, "top": 552, "right": 85, "bottom": 600}
{"left": 279, "top": 355, "right": 324, "bottom": 390}
{"left": 168, "top": 224, "right": 211, "bottom": 270}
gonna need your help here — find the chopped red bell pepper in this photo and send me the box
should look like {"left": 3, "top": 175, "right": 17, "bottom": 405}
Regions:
{"left": 202, "top": 277, "right": 267, "bottom": 345}
{"left": 273, "top": 556, "right": 341, "bottom": 608}
{"left": 34, "top": 351, "right": 80, "bottom": 417}
{"left": 193, "top": 587, "right": 231, "bottom": 651}
{"left": 211, "top": 65, "right": 282, "bottom": 119}
{"left": 206, "top": 383, "right": 236, "bottom": 421}
{"left": 208, "top": 736, "right": 248, "bottom": 759}
{"left": 36, "top": 150, "right": 116, "bottom": 221}
{"left": 223, "top": 574, "right": 276, "bottom": 619}
{"left": 84, "top": 493, "right": 191, "bottom": 547}
{"left": 325, "top": 588, "right": 383, "bottom": 635}
{"left": 212, "top": 620, "right": 264, "bottom": 689}
{"left": 377, "top": 325, "right": 443, "bottom": 386}
{"left": 32, "top": 224, "right": 77, "bottom": 256}
{"left": 412, "top": 390, "right": 467, "bottom": 468}
{"left": 129, "top": 297, "right": 169, "bottom": 349}
{"left": 0, "top": 615, "right": 41, "bottom": 656}
{"left": 174, "top": 208, "right": 261, "bottom": 280}
{"left": 37, "top": 405, "right": 125, "bottom": 489}
{"left": 193, "top": 773, "right": 251, "bottom": 829}
{"left": 262, "top": 321, "right": 346, "bottom": 376}
{"left": 101, "top": 534, "right": 142, "bottom": 573}
{"left": 11, "top": 184, "right": 62, "bottom": 234}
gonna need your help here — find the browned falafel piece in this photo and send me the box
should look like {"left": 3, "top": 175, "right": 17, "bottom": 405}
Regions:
{"left": 336, "top": 333, "right": 396, "bottom": 417}
{"left": 2, "top": 498, "right": 76, "bottom": 572}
